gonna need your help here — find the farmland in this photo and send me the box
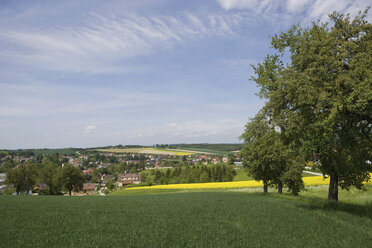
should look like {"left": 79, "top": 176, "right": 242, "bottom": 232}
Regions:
{"left": 96, "top": 148, "right": 194, "bottom": 156}
{"left": 115, "top": 175, "right": 335, "bottom": 192}
{"left": 96, "top": 144, "right": 243, "bottom": 155}
{"left": 1, "top": 187, "right": 372, "bottom": 248}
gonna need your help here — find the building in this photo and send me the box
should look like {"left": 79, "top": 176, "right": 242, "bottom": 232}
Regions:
{"left": 99, "top": 174, "right": 114, "bottom": 186}
{"left": 82, "top": 183, "right": 96, "bottom": 195}
{"left": 117, "top": 173, "right": 141, "bottom": 187}
{"left": 83, "top": 168, "right": 94, "bottom": 176}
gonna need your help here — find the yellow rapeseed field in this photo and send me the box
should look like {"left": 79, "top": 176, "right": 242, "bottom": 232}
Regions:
{"left": 128, "top": 174, "right": 372, "bottom": 191}
{"left": 146, "top": 148, "right": 194, "bottom": 156}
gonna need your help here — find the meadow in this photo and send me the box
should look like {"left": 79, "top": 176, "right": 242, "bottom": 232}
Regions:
{"left": 1, "top": 186, "right": 372, "bottom": 248}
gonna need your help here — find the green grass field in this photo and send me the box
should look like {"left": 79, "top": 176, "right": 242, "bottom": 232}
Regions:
{"left": 1, "top": 186, "right": 372, "bottom": 248}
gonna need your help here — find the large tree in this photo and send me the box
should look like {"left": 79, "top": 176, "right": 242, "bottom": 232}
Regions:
{"left": 252, "top": 10, "right": 372, "bottom": 200}
{"left": 40, "top": 163, "right": 62, "bottom": 195}
{"left": 55, "top": 164, "right": 85, "bottom": 196}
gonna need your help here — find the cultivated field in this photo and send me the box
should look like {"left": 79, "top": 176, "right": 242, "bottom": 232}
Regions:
{"left": 1, "top": 188, "right": 372, "bottom": 248}
{"left": 96, "top": 148, "right": 194, "bottom": 156}
{"left": 116, "top": 175, "right": 348, "bottom": 191}
{"left": 170, "top": 149, "right": 215, "bottom": 154}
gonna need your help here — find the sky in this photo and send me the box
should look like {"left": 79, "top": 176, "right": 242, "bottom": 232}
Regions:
{"left": 0, "top": 0, "right": 371, "bottom": 149}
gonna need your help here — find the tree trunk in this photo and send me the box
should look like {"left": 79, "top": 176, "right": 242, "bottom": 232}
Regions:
{"left": 69, "top": 189, "right": 72, "bottom": 196}
{"left": 278, "top": 182, "right": 283, "bottom": 194}
{"left": 328, "top": 174, "right": 338, "bottom": 201}
{"left": 263, "top": 182, "right": 268, "bottom": 193}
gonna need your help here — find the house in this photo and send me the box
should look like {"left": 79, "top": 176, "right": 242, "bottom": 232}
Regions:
{"left": 70, "top": 159, "right": 81, "bottom": 167}
{"left": 99, "top": 174, "right": 114, "bottom": 186}
{"left": 97, "top": 163, "right": 111, "bottom": 169}
{"left": 117, "top": 173, "right": 141, "bottom": 187}
{"left": 200, "top": 155, "right": 212, "bottom": 160}
{"left": 83, "top": 168, "right": 94, "bottom": 176}
{"left": 82, "top": 183, "right": 96, "bottom": 195}
{"left": 212, "top": 158, "right": 220, "bottom": 164}
{"left": 70, "top": 183, "right": 96, "bottom": 196}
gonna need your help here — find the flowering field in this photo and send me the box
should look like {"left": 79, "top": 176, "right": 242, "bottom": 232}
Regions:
{"left": 127, "top": 174, "right": 372, "bottom": 191}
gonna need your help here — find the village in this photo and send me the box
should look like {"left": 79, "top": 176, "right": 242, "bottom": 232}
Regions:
{"left": 0, "top": 149, "right": 243, "bottom": 196}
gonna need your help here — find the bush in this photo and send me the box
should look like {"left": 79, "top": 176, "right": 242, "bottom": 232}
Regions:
{"left": 282, "top": 164, "right": 305, "bottom": 195}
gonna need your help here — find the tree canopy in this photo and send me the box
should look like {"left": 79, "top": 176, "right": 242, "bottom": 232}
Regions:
{"left": 241, "top": 112, "right": 304, "bottom": 194}
{"left": 251, "top": 9, "right": 372, "bottom": 200}
{"left": 55, "top": 164, "right": 85, "bottom": 196}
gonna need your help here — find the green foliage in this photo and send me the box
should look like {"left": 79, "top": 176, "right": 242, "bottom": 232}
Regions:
{"left": 55, "top": 165, "right": 85, "bottom": 196}
{"left": 105, "top": 178, "right": 116, "bottom": 190}
{"left": 281, "top": 164, "right": 305, "bottom": 195}
{"left": 251, "top": 9, "right": 372, "bottom": 200}
{"left": 0, "top": 160, "right": 17, "bottom": 173}
{"left": 39, "top": 163, "right": 61, "bottom": 195}
{"left": 241, "top": 112, "right": 303, "bottom": 194}
{"left": 32, "top": 148, "right": 79, "bottom": 156}
{"left": 142, "top": 165, "right": 236, "bottom": 185}
{"left": 5, "top": 162, "right": 39, "bottom": 194}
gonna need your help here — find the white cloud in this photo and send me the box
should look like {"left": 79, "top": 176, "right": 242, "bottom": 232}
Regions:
{"left": 123, "top": 119, "right": 245, "bottom": 143}
{"left": 217, "top": 0, "right": 259, "bottom": 11}
{"left": 168, "top": 123, "right": 179, "bottom": 128}
{"left": 83, "top": 125, "right": 96, "bottom": 134}
{"left": 0, "top": 12, "right": 248, "bottom": 73}
{"left": 217, "top": 0, "right": 372, "bottom": 23}
{"left": 286, "top": 0, "right": 311, "bottom": 13}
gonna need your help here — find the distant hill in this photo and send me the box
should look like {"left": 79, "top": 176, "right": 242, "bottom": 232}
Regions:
{"left": 0, "top": 144, "right": 242, "bottom": 156}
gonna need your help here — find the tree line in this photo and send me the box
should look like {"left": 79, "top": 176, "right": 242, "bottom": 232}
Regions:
{"left": 5, "top": 161, "right": 85, "bottom": 196}
{"left": 143, "top": 165, "right": 236, "bottom": 185}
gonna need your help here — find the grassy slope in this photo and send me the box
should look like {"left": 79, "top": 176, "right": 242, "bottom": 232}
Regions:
{"left": 1, "top": 188, "right": 372, "bottom": 248}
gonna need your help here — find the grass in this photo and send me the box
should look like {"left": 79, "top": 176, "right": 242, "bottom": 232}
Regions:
{"left": 233, "top": 167, "right": 252, "bottom": 181}
{"left": 1, "top": 188, "right": 372, "bottom": 248}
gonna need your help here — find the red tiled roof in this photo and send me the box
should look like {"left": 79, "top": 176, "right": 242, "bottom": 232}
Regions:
{"left": 83, "top": 183, "right": 96, "bottom": 190}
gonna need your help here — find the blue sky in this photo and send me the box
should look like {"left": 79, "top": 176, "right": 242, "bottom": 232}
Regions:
{"left": 0, "top": 0, "right": 370, "bottom": 149}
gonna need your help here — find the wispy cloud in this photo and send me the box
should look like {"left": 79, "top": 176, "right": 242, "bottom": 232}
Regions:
{"left": 217, "top": 0, "right": 372, "bottom": 23}
{"left": 0, "top": 12, "right": 248, "bottom": 73}
{"left": 121, "top": 119, "right": 246, "bottom": 144}
{"left": 0, "top": 82, "right": 171, "bottom": 117}
{"left": 221, "top": 57, "right": 257, "bottom": 67}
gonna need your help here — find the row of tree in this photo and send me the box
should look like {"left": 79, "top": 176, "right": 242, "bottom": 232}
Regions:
{"left": 5, "top": 161, "right": 85, "bottom": 196}
{"left": 144, "top": 165, "right": 236, "bottom": 185}
{"left": 242, "top": 10, "right": 372, "bottom": 200}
